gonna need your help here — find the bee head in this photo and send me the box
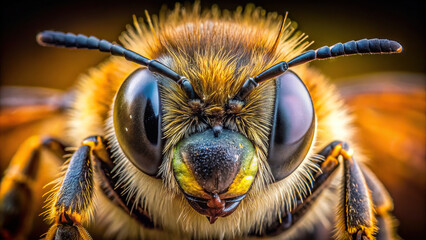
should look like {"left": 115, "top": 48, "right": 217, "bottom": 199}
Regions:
{"left": 112, "top": 67, "right": 260, "bottom": 222}
{"left": 37, "top": 23, "right": 402, "bottom": 223}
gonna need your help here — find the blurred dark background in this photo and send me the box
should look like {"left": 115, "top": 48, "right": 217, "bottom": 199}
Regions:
{"left": 1, "top": 0, "right": 424, "bottom": 239}
{"left": 1, "top": 0, "right": 425, "bottom": 89}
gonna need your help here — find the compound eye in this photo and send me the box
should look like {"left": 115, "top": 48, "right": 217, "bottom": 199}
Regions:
{"left": 113, "top": 68, "right": 163, "bottom": 176}
{"left": 267, "top": 70, "right": 315, "bottom": 181}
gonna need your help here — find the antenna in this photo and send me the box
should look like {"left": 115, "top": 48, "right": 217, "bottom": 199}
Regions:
{"left": 234, "top": 38, "right": 402, "bottom": 100}
{"left": 37, "top": 30, "right": 198, "bottom": 99}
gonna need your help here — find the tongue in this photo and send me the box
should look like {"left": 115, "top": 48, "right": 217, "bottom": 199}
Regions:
{"left": 206, "top": 194, "right": 225, "bottom": 224}
{"left": 184, "top": 193, "right": 246, "bottom": 224}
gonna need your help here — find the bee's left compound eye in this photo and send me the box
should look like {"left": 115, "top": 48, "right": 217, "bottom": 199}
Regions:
{"left": 113, "top": 68, "right": 163, "bottom": 176}
{"left": 267, "top": 71, "right": 316, "bottom": 181}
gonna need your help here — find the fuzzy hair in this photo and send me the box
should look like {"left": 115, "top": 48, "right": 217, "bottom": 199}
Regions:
{"left": 66, "top": 3, "right": 366, "bottom": 239}
{"left": 43, "top": 148, "right": 96, "bottom": 227}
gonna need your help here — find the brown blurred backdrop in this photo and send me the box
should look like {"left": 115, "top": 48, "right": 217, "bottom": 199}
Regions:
{"left": 1, "top": 0, "right": 425, "bottom": 89}
{"left": 1, "top": 0, "right": 425, "bottom": 239}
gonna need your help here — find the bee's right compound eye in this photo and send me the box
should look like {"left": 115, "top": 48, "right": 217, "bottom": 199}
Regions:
{"left": 113, "top": 68, "right": 163, "bottom": 176}
{"left": 267, "top": 70, "right": 316, "bottom": 181}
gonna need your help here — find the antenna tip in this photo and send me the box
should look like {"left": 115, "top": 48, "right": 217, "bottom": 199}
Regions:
{"left": 36, "top": 31, "right": 54, "bottom": 46}
{"left": 390, "top": 40, "right": 403, "bottom": 53}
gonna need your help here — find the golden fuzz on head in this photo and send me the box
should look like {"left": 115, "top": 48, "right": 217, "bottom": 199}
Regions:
{"left": 66, "top": 3, "right": 358, "bottom": 239}
{"left": 118, "top": 2, "right": 312, "bottom": 190}
{"left": 121, "top": 2, "right": 311, "bottom": 104}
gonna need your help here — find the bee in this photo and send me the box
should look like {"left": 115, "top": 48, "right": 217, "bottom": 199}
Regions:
{"left": 1, "top": 3, "right": 422, "bottom": 240}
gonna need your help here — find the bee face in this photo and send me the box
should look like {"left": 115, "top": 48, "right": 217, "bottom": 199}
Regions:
{"left": 112, "top": 68, "right": 260, "bottom": 222}
{"left": 110, "top": 14, "right": 317, "bottom": 221}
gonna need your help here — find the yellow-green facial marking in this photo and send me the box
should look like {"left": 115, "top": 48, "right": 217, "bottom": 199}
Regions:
{"left": 172, "top": 149, "right": 210, "bottom": 199}
{"left": 221, "top": 155, "right": 258, "bottom": 199}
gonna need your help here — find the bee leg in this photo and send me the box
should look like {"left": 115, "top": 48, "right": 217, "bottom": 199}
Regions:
{"left": 361, "top": 166, "right": 398, "bottom": 240}
{"left": 0, "top": 136, "right": 67, "bottom": 240}
{"left": 318, "top": 141, "right": 376, "bottom": 240}
{"left": 44, "top": 136, "right": 108, "bottom": 240}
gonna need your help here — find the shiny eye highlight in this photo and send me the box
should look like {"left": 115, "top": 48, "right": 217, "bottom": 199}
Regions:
{"left": 113, "top": 68, "right": 163, "bottom": 176}
{"left": 267, "top": 70, "right": 315, "bottom": 181}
